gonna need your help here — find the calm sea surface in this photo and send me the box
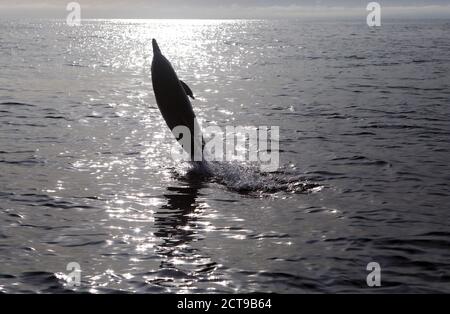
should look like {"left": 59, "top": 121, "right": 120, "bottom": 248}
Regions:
{"left": 0, "top": 18, "right": 449, "bottom": 293}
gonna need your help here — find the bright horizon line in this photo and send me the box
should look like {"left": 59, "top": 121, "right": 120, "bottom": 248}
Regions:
{"left": 3, "top": 17, "right": 450, "bottom": 21}
{"left": 1, "top": 4, "right": 450, "bottom": 19}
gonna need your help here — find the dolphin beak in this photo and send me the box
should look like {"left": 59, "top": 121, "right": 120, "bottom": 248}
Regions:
{"left": 152, "top": 39, "right": 161, "bottom": 55}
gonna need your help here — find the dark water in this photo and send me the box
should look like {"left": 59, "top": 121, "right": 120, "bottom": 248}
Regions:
{"left": 0, "top": 19, "right": 449, "bottom": 293}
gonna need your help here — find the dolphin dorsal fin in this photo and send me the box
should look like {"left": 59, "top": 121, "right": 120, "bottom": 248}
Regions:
{"left": 180, "top": 80, "right": 195, "bottom": 100}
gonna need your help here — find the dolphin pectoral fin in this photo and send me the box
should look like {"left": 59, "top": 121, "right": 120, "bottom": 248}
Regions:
{"left": 180, "top": 80, "right": 195, "bottom": 100}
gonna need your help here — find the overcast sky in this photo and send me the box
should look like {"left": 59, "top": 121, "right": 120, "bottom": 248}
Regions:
{"left": 1, "top": 0, "right": 450, "bottom": 18}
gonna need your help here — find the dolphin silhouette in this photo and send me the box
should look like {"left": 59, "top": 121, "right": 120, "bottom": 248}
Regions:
{"left": 151, "top": 39, "right": 203, "bottom": 161}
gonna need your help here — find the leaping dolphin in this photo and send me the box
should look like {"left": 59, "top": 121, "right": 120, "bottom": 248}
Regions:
{"left": 151, "top": 39, "right": 203, "bottom": 161}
